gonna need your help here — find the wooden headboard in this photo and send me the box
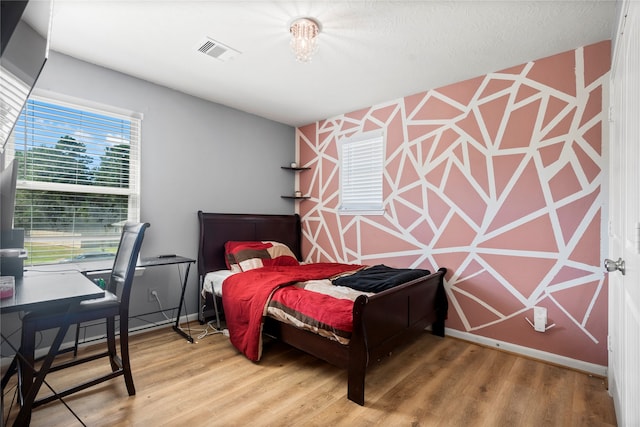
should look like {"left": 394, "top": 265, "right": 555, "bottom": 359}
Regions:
{"left": 197, "top": 211, "right": 302, "bottom": 278}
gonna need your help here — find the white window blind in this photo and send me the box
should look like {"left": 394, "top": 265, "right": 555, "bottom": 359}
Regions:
{"left": 339, "top": 130, "right": 385, "bottom": 215}
{"left": 5, "top": 95, "right": 141, "bottom": 265}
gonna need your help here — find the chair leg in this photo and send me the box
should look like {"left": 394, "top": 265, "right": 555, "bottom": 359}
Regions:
{"left": 106, "top": 316, "right": 119, "bottom": 372}
{"left": 118, "top": 316, "right": 135, "bottom": 396}
{"left": 73, "top": 323, "right": 81, "bottom": 357}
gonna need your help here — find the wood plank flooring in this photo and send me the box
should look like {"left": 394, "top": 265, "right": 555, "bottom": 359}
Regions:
{"left": 2, "top": 323, "right": 617, "bottom": 426}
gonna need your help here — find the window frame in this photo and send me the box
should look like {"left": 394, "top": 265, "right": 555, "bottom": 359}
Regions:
{"left": 5, "top": 90, "right": 142, "bottom": 265}
{"left": 338, "top": 129, "right": 385, "bottom": 216}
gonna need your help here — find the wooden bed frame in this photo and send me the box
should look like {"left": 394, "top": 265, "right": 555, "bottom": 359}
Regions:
{"left": 197, "top": 211, "right": 448, "bottom": 405}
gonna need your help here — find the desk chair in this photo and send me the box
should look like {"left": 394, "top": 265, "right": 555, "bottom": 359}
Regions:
{"left": 18, "top": 222, "right": 149, "bottom": 408}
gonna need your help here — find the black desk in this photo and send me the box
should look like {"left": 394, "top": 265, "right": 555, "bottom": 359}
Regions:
{"left": 0, "top": 271, "right": 104, "bottom": 314}
{"left": 0, "top": 271, "right": 105, "bottom": 426}
{"left": 138, "top": 256, "right": 196, "bottom": 343}
{"left": 10, "top": 255, "right": 197, "bottom": 343}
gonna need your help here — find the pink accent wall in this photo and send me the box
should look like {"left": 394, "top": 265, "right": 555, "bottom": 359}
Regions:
{"left": 296, "top": 40, "right": 611, "bottom": 366}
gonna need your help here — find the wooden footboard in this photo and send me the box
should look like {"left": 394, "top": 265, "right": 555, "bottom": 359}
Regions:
{"left": 264, "top": 268, "right": 448, "bottom": 406}
{"left": 347, "top": 267, "right": 447, "bottom": 405}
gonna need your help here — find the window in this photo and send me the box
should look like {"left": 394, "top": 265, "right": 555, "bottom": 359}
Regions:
{"left": 338, "top": 130, "right": 385, "bottom": 215}
{"left": 4, "top": 95, "right": 141, "bottom": 265}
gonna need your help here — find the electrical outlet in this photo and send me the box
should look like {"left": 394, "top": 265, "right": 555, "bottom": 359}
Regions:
{"left": 147, "top": 288, "right": 158, "bottom": 302}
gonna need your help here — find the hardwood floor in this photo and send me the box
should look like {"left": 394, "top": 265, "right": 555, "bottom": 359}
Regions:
{"left": 3, "top": 323, "right": 617, "bottom": 426}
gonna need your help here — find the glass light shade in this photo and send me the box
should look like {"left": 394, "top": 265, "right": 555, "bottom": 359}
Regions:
{"left": 289, "top": 18, "right": 320, "bottom": 63}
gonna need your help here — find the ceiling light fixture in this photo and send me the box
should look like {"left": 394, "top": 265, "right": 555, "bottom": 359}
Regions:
{"left": 289, "top": 17, "right": 320, "bottom": 63}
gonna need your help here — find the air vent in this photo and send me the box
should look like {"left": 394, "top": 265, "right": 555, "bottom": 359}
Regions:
{"left": 195, "top": 37, "right": 240, "bottom": 62}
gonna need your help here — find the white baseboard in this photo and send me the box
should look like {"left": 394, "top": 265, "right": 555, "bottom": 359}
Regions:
{"left": 445, "top": 328, "right": 607, "bottom": 377}
{"left": 609, "top": 374, "right": 622, "bottom": 421}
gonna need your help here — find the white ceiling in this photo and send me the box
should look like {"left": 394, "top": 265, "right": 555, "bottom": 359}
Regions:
{"left": 26, "top": 0, "right": 617, "bottom": 127}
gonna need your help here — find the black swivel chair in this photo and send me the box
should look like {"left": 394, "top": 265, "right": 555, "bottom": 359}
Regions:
{"left": 18, "top": 222, "right": 150, "bottom": 408}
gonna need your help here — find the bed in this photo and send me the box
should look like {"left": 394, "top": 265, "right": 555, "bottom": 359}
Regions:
{"left": 197, "top": 211, "right": 448, "bottom": 405}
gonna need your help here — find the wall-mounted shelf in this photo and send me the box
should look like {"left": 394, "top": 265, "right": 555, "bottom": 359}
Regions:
{"left": 281, "top": 195, "right": 310, "bottom": 200}
{"left": 281, "top": 165, "right": 310, "bottom": 200}
{"left": 281, "top": 166, "right": 311, "bottom": 171}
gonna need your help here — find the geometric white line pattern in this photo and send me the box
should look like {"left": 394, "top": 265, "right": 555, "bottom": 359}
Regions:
{"left": 296, "top": 41, "right": 610, "bottom": 366}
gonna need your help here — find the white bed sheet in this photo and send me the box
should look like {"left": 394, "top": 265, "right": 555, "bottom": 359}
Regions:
{"left": 202, "top": 269, "right": 236, "bottom": 297}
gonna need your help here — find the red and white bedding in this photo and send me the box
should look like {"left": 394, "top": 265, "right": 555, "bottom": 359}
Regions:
{"left": 202, "top": 269, "right": 372, "bottom": 342}
{"left": 267, "top": 278, "right": 373, "bottom": 344}
{"left": 222, "top": 263, "right": 364, "bottom": 361}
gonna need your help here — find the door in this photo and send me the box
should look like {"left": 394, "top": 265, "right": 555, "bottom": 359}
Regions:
{"left": 609, "top": 1, "right": 640, "bottom": 425}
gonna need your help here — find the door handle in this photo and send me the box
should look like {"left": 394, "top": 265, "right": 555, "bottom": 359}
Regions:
{"left": 604, "top": 258, "right": 626, "bottom": 275}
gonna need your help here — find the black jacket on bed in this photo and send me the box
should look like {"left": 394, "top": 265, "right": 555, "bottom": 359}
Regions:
{"left": 331, "top": 264, "right": 431, "bottom": 293}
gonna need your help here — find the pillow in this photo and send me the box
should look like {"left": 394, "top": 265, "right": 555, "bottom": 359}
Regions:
{"left": 224, "top": 241, "right": 299, "bottom": 272}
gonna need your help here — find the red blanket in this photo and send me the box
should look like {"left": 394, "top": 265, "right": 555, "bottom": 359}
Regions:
{"left": 222, "top": 263, "right": 363, "bottom": 361}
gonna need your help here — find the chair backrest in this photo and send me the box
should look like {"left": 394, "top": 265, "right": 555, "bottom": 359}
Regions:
{"left": 108, "top": 222, "right": 149, "bottom": 314}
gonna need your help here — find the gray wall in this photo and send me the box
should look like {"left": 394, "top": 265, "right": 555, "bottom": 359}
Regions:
{"left": 2, "top": 51, "right": 295, "bottom": 351}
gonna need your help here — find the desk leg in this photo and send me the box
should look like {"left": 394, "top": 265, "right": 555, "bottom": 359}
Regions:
{"left": 172, "top": 262, "right": 194, "bottom": 343}
{"left": 15, "top": 309, "right": 75, "bottom": 426}
{"left": 1, "top": 352, "right": 18, "bottom": 390}
{"left": 0, "top": 337, "right": 19, "bottom": 427}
